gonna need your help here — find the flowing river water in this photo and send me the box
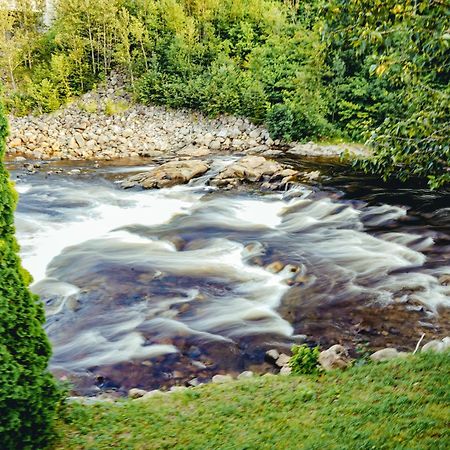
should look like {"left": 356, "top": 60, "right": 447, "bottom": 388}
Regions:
{"left": 8, "top": 156, "right": 450, "bottom": 394}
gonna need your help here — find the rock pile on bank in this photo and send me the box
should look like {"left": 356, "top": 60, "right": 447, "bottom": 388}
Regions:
{"left": 6, "top": 81, "right": 369, "bottom": 162}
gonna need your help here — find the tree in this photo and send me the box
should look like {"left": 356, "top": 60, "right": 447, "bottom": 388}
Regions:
{"left": 0, "top": 97, "right": 61, "bottom": 448}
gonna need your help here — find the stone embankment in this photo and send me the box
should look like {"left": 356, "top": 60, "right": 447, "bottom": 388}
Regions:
{"left": 6, "top": 83, "right": 369, "bottom": 162}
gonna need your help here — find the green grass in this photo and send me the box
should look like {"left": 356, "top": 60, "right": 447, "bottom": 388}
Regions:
{"left": 54, "top": 352, "right": 449, "bottom": 449}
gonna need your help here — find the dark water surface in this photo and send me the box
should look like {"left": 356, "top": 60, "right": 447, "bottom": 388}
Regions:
{"left": 9, "top": 156, "right": 450, "bottom": 394}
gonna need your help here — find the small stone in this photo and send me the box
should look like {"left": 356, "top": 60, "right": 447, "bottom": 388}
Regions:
{"left": 187, "top": 378, "right": 201, "bottom": 387}
{"left": 266, "top": 349, "right": 280, "bottom": 362}
{"left": 370, "top": 348, "right": 409, "bottom": 362}
{"left": 237, "top": 371, "right": 254, "bottom": 380}
{"left": 212, "top": 374, "right": 233, "bottom": 384}
{"left": 279, "top": 366, "right": 292, "bottom": 376}
{"left": 128, "top": 388, "right": 147, "bottom": 399}
{"left": 275, "top": 353, "right": 291, "bottom": 368}
{"left": 14, "top": 156, "right": 27, "bottom": 162}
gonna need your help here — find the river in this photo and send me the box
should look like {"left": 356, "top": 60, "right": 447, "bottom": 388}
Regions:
{"left": 8, "top": 156, "right": 450, "bottom": 394}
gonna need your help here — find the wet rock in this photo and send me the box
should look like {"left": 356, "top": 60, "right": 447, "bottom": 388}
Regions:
{"left": 319, "top": 345, "right": 351, "bottom": 371}
{"left": 438, "top": 274, "right": 450, "bottom": 286}
{"left": 211, "top": 156, "right": 283, "bottom": 187}
{"left": 122, "top": 160, "right": 209, "bottom": 189}
{"left": 265, "top": 349, "right": 280, "bottom": 362}
{"left": 212, "top": 374, "right": 233, "bottom": 384}
{"left": 275, "top": 353, "right": 291, "bottom": 368}
{"left": 266, "top": 261, "right": 285, "bottom": 273}
{"left": 422, "top": 337, "right": 450, "bottom": 353}
{"left": 128, "top": 388, "right": 147, "bottom": 399}
{"left": 237, "top": 371, "right": 254, "bottom": 380}
{"left": 370, "top": 348, "right": 409, "bottom": 362}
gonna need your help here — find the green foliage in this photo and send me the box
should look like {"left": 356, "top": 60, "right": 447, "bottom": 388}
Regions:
{"left": 1, "top": 0, "right": 449, "bottom": 186}
{"left": 322, "top": 0, "right": 450, "bottom": 187}
{"left": 0, "top": 99, "right": 61, "bottom": 448}
{"left": 288, "top": 344, "right": 320, "bottom": 375}
{"left": 55, "top": 351, "right": 450, "bottom": 449}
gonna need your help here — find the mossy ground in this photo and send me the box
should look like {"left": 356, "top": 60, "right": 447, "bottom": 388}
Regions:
{"left": 54, "top": 351, "right": 449, "bottom": 449}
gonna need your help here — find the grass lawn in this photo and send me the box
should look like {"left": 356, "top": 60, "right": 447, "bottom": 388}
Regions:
{"left": 54, "top": 351, "right": 450, "bottom": 449}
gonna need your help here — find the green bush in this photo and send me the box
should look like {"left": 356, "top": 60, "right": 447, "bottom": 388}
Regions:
{"left": 288, "top": 344, "right": 321, "bottom": 375}
{"left": 0, "top": 99, "right": 61, "bottom": 448}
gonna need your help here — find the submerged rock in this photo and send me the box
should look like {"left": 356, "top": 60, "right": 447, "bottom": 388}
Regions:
{"left": 370, "top": 348, "right": 409, "bottom": 362}
{"left": 121, "top": 160, "right": 209, "bottom": 189}
{"left": 318, "top": 345, "right": 351, "bottom": 371}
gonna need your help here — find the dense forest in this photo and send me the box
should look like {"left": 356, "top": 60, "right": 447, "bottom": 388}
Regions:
{"left": 1, "top": 0, "right": 449, "bottom": 186}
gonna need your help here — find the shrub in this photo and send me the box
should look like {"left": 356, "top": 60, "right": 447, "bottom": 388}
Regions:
{"left": 289, "top": 344, "right": 321, "bottom": 375}
{"left": 0, "top": 99, "right": 61, "bottom": 448}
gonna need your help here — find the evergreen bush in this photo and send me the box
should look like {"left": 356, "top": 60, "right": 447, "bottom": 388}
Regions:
{"left": 0, "top": 100, "right": 61, "bottom": 449}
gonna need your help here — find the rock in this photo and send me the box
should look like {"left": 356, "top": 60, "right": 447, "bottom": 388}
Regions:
{"left": 187, "top": 378, "right": 201, "bottom": 387}
{"left": 68, "top": 169, "right": 81, "bottom": 175}
{"left": 319, "top": 345, "right": 352, "bottom": 371}
{"left": 212, "top": 374, "right": 233, "bottom": 384}
{"left": 237, "top": 371, "right": 254, "bottom": 380}
{"left": 211, "top": 155, "right": 283, "bottom": 187}
{"left": 74, "top": 132, "right": 85, "bottom": 147}
{"left": 128, "top": 388, "right": 147, "bottom": 399}
{"left": 208, "top": 140, "right": 221, "bottom": 151}
{"left": 265, "top": 349, "right": 280, "bottom": 362}
{"left": 122, "top": 160, "right": 209, "bottom": 189}
{"left": 279, "top": 366, "right": 292, "bottom": 376}
{"left": 275, "top": 353, "right": 291, "bottom": 368}
{"left": 438, "top": 274, "right": 450, "bottom": 285}
{"left": 9, "top": 137, "right": 22, "bottom": 148}
{"left": 266, "top": 261, "right": 284, "bottom": 273}
{"left": 422, "top": 337, "right": 450, "bottom": 353}
{"left": 14, "top": 156, "right": 27, "bottom": 162}
{"left": 169, "top": 386, "right": 188, "bottom": 393}
{"left": 135, "top": 390, "right": 163, "bottom": 401}
{"left": 370, "top": 348, "right": 409, "bottom": 362}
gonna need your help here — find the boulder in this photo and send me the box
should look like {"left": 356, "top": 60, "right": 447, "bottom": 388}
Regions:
{"left": 319, "top": 345, "right": 351, "bottom": 371}
{"left": 370, "top": 348, "right": 409, "bottom": 362}
{"left": 122, "top": 160, "right": 209, "bottom": 189}
{"left": 422, "top": 337, "right": 450, "bottom": 353}
{"left": 211, "top": 156, "right": 283, "bottom": 187}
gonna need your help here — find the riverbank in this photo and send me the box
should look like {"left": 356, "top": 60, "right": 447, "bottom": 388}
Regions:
{"left": 6, "top": 81, "right": 369, "bottom": 162}
{"left": 54, "top": 351, "right": 449, "bottom": 449}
